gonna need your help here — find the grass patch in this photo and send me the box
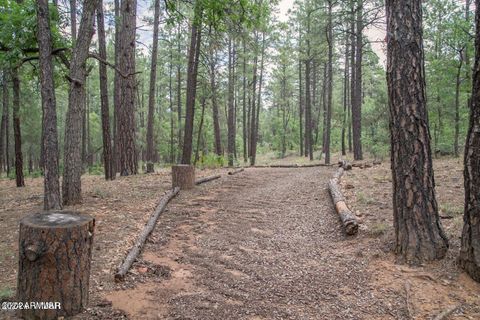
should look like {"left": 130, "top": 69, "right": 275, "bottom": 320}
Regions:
{"left": 91, "top": 187, "right": 109, "bottom": 199}
{"left": 369, "top": 222, "right": 389, "bottom": 237}
{"left": 0, "top": 287, "right": 13, "bottom": 300}
{"left": 439, "top": 203, "right": 463, "bottom": 217}
{"left": 356, "top": 192, "right": 376, "bottom": 205}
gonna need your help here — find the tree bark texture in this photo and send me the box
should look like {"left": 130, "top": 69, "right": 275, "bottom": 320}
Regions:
{"left": 0, "top": 73, "right": 7, "bottom": 173}
{"left": 17, "top": 212, "right": 94, "bottom": 319}
{"left": 386, "top": 0, "right": 449, "bottom": 263}
{"left": 459, "top": 0, "right": 480, "bottom": 282}
{"left": 117, "top": 0, "right": 138, "bottom": 175}
{"left": 11, "top": 68, "right": 24, "bottom": 187}
{"left": 146, "top": 0, "right": 161, "bottom": 173}
{"left": 352, "top": 0, "right": 363, "bottom": 161}
{"left": 172, "top": 164, "right": 195, "bottom": 190}
{"left": 96, "top": 0, "right": 115, "bottom": 181}
{"left": 36, "top": 0, "right": 62, "bottom": 210}
{"left": 181, "top": 3, "right": 202, "bottom": 164}
{"left": 62, "top": 0, "right": 97, "bottom": 205}
{"left": 228, "top": 38, "right": 235, "bottom": 167}
{"left": 209, "top": 39, "right": 222, "bottom": 157}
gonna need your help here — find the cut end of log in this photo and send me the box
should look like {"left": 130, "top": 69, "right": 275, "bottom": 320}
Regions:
{"left": 228, "top": 168, "right": 245, "bottom": 175}
{"left": 345, "top": 221, "right": 359, "bottom": 236}
{"left": 22, "top": 211, "right": 93, "bottom": 228}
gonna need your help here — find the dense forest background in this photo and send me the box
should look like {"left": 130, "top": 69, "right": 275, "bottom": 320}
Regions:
{"left": 0, "top": 0, "right": 473, "bottom": 177}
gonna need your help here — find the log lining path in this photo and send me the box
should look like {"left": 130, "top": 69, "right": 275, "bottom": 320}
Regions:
{"left": 105, "top": 166, "right": 398, "bottom": 320}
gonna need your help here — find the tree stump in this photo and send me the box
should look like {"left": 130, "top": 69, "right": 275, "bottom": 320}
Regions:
{"left": 172, "top": 164, "right": 195, "bottom": 190}
{"left": 17, "top": 211, "right": 95, "bottom": 320}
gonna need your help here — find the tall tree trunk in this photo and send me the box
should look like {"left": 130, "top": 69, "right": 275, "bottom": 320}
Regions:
{"left": 325, "top": 0, "right": 333, "bottom": 165}
{"left": 305, "top": 57, "right": 312, "bottom": 161}
{"left": 117, "top": 0, "right": 138, "bottom": 175}
{"left": 11, "top": 69, "right": 24, "bottom": 187}
{"left": 70, "top": 0, "right": 76, "bottom": 45}
{"left": 36, "top": 0, "right": 62, "bottom": 210}
{"left": 113, "top": 0, "right": 120, "bottom": 173}
{"left": 227, "top": 38, "right": 235, "bottom": 167}
{"left": 97, "top": 0, "right": 115, "bottom": 180}
{"left": 194, "top": 93, "right": 206, "bottom": 165}
{"left": 386, "top": 0, "right": 448, "bottom": 263}
{"left": 249, "top": 32, "right": 258, "bottom": 165}
{"left": 209, "top": 35, "right": 222, "bottom": 157}
{"left": 305, "top": 6, "right": 313, "bottom": 160}
{"left": 176, "top": 22, "right": 182, "bottom": 162}
{"left": 352, "top": 0, "right": 363, "bottom": 160}
{"left": 169, "top": 42, "right": 175, "bottom": 164}
{"left": 459, "top": 0, "right": 480, "bottom": 282}
{"left": 454, "top": 50, "right": 464, "bottom": 158}
{"left": 242, "top": 37, "right": 248, "bottom": 162}
{"left": 349, "top": 0, "right": 356, "bottom": 155}
{"left": 342, "top": 37, "right": 350, "bottom": 156}
{"left": 146, "top": 0, "right": 161, "bottom": 173}
{"left": 181, "top": 3, "right": 202, "bottom": 164}
{"left": 1, "top": 73, "right": 8, "bottom": 173}
{"left": 252, "top": 32, "right": 265, "bottom": 166}
{"left": 62, "top": 0, "right": 97, "bottom": 205}
{"left": 298, "top": 51, "right": 304, "bottom": 157}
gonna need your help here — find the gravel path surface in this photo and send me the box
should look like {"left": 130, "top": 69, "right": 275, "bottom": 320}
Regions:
{"left": 107, "top": 167, "right": 395, "bottom": 320}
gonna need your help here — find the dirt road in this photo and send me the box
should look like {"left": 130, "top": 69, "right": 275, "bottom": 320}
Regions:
{"left": 106, "top": 167, "right": 398, "bottom": 320}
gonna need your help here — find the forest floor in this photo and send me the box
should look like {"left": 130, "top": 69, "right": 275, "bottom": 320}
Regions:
{"left": 0, "top": 155, "right": 479, "bottom": 319}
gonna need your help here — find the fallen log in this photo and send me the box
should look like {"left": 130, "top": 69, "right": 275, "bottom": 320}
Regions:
{"left": 251, "top": 163, "right": 333, "bottom": 168}
{"left": 328, "top": 161, "right": 358, "bottom": 235}
{"left": 195, "top": 174, "right": 221, "bottom": 185}
{"left": 433, "top": 305, "right": 460, "bottom": 320}
{"left": 115, "top": 187, "right": 180, "bottom": 281}
{"left": 228, "top": 168, "right": 245, "bottom": 175}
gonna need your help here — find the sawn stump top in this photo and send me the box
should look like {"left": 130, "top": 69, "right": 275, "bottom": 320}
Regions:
{"left": 21, "top": 211, "right": 94, "bottom": 228}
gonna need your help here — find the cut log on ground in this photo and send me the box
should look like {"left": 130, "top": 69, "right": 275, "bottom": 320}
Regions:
{"left": 228, "top": 168, "right": 245, "bottom": 175}
{"left": 251, "top": 163, "right": 333, "bottom": 168}
{"left": 172, "top": 164, "right": 195, "bottom": 190}
{"left": 115, "top": 187, "right": 180, "bottom": 281}
{"left": 195, "top": 175, "right": 221, "bottom": 185}
{"left": 328, "top": 161, "right": 359, "bottom": 235}
{"left": 17, "top": 211, "right": 95, "bottom": 320}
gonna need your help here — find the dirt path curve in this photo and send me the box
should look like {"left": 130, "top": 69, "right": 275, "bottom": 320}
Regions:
{"left": 107, "top": 167, "right": 390, "bottom": 320}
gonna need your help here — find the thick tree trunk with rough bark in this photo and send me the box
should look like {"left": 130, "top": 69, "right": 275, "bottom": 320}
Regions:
{"left": 36, "top": 0, "right": 62, "bottom": 210}
{"left": 181, "top": 3, "right": 202, "bottom": 165}
{"left": 352, "top": 0, "right": 363, "bottom": 161}
{"left": 342, "top": 36, "right": 350, "bottom": 156}
{"left": 298, "top": 53, "right": 304, "bottom": 157}
{"left": 228, "top": 38, "right": 235, "bottom": 167}
{"left": 252, "top": 32, "right": 265, "bottom": 166}
{"left": 325, "top": 0, "right": 333, "bottom": 165}
{"left": 117, "top": 0, "right": 138, "bottom": 175}
{"left": 243, "top": 37, "right": 248, "bottom": 162}
{"left": 386, "top": 0, "right": 449, "bottom": 264}
{"left": 146, "top": 0, "right": 160, "bottom": 173}
{"left": 113, "top": 0, "right": 120, "bottom": 173}
{"left": 17, "top": 212, "right": 94, "bottom": 319}
{"left": 172, "top": 164, "right": 195, "bottom": 190}
{"left": 209, "top": 38, "right": 222, "bottom": 157}
{"left": 459, "top": 0, "right": 480, "bottom": 282}
{"left": 249, "top": 33, "right": 258, "bottom": 165}
{"left": 0, "top": 73, "right": 6, "bottom": 173}
{"left": 97, "top": 0, "right": 114, "bottom": 180}
{"left": 62, "top": 0, "right": 97, "bottom": 205}
{"left": 11, "top": 69, "right": 24, "bottom": 187}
